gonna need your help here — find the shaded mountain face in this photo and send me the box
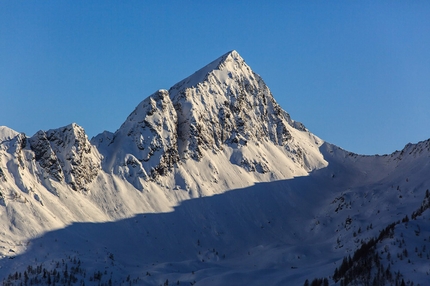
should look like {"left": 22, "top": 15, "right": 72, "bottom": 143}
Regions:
{"left": 1, "top": 51, "right": 430, "bottom": 285}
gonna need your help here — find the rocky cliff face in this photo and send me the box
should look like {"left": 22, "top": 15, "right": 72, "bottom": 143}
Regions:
{"left": 169, "top": 50, "right": 302, "bottom": 160}
{"left": 92, "top": 89, "right": 180, "bottom": 188}
{"left": 29, "top": 123, "right": 100, "bottom": 192}
{"left": 92, "top": 50, "right": 319, "bottom": 185}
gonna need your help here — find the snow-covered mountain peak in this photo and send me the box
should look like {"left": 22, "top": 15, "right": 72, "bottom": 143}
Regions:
{"left": 92, "top": 51, "right": 325, "bottom": 181}
{"left": 0, "top": 126, "right": 19, "bottom": 143}
{"left": 169, "top": 50, "right": 243, "bottom": 91}
{"left": 168, "top": 51, "right": 317, "bottom": 165}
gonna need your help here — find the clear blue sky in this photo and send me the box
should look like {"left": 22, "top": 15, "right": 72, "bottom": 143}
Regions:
{"left": 1, "top": 1, "right": 430, "bottom": 155}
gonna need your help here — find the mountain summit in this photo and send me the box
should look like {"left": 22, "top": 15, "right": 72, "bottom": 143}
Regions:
{"left": 92, "top": 50, "right": 326, "bottom": 187}
{"left": 168, "top": 50, "right": 306, "bottom": 158}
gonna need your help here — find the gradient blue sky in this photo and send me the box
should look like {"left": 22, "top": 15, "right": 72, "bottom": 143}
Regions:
{"left": 1, "top": 1, "right": 430, "bottom": 155}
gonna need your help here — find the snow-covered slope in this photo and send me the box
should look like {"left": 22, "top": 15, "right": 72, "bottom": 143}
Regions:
{"left": 92, "top": 51, "right": 326, "bottom": 185}
{"left": 1, "top": 51, "right": 429, "bottom": 285}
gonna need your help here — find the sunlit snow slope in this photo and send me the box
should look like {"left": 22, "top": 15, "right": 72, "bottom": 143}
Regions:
{"left": 1, "top": 51, "right": 429, "bottom": 285}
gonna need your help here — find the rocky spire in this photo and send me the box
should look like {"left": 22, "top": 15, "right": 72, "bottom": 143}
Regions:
{"left": 168, "top": 50, "right": 302, "bottom": 160}
{"left": 94, "top": 50, "right": 311, "bottom": 182}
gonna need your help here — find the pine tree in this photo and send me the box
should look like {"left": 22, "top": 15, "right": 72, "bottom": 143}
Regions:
{"left": 323, "top": 278, "right": 329, "bottom": 286}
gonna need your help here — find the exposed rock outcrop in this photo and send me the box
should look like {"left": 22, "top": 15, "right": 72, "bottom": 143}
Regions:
{"left": 93, "top": 51, "right": 317, "bottom": 182}
{"left": 29, "top": 123, "right": 100, "bottom": 191}
{"left": 93, "top": 89, "right": 179, "bottom": 188}
{"left": 169, "top": 51, "right": 299, "bottom": 160}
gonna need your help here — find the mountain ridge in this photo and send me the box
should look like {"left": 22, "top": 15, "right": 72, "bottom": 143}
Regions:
{"left": 1, "top": 51, "right": 430, "bottom": 285}
{"left": 0, "top": 50, "right": 326, "bottom": 250}
{"left": 89, "top": 50, "right": 324, "bottom": 188}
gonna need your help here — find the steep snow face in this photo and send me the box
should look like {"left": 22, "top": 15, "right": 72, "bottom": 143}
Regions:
{"left": 169, "top": 51, "right": 309, "bottom": 163}
{"left": 0, "top": 126, "right": 20, "bottom": 143}
{"left": 0, "top": 131, "right": 28, "bottom": 187}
